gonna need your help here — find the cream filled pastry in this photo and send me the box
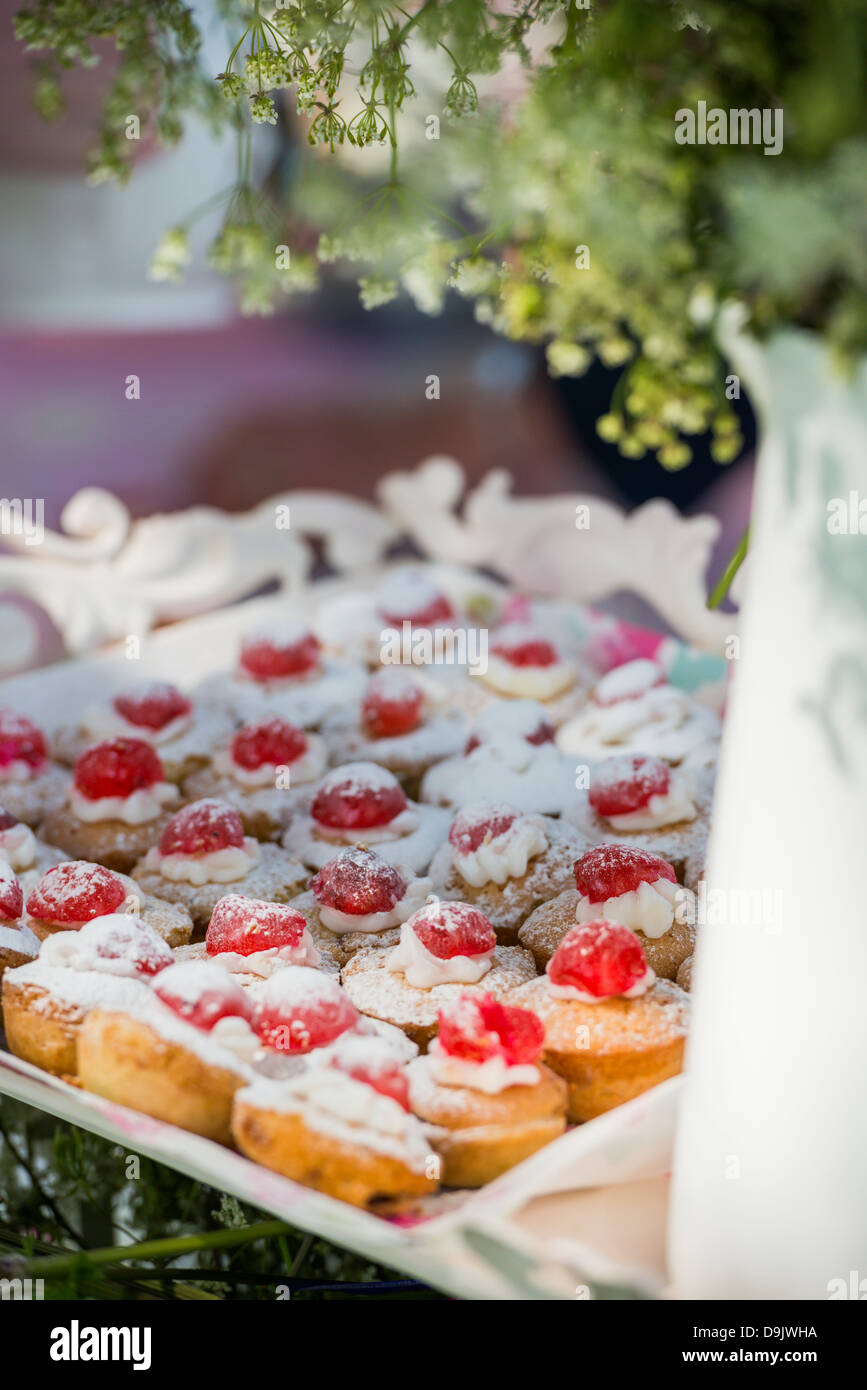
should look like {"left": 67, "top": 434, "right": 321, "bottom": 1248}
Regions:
{"left": 407, "top": 991, "right": 568, "bottom": 1185}
{"left": 518, "top": 844, "right": 695, "bottom": 981}
{"left": 565, "top": 752, "right": 709, "bottom": 883}
{"left": 421, "top": 700, "right": 575, "bottom": 815}
{"left": 132, "top": 798, "right": 307, "bottom": 932}
{"left": 508, "top": 918, "right": 689, "bottom": 1121}
{"left": 232, "top": 1047, "right": 439, "bottom": 1209}
{"left": 53, "top": 682, "right": 235, "bottom": 783}
{"left": 282, "top": 762, "right": 449, "bottom": 874}
{"left": 428, "top": 800, "right": 588, "bottom": 944}
{"left": 321, "top": 668, "right": 467, "bottom": 795}
{"left": 184, "top": 717, "right": 327, "bottom": 840}
{"left": 2, "top": 912, "right": 173, "bottom": 1076}
{"left": 203, "top": 894, "right": 321, "bottom": 977}
{"left": 77, "top": 959, "right": 261, "bottom": 1141}
{"left": 24, "top": 860, "right": 192, "bottom": 948}
{"left": 287, "top": 846, "right": 432, "bottom": 969}
{"left": 40, "top": 738, "right": 179, "bottom": 874}
{"left": 556, "top": 658, "right": 722, "bottom": 765}
{"left": 197, "top": 622, "right": 366, "bottom": 729}
{"left": 480, "top": 624, "right": 581, "bottom": 712}
{"left": 0, "top": 708, "right": 70, "bottom": 828}
{"left": 341, "top": 899, "right": 537, "bottom": 1047}
{"left": 0, "top": 861, "right": 39, "bottom": 978}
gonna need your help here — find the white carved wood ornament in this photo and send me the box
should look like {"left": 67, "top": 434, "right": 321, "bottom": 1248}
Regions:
{"left": 0, "top": 458, "right": 735, "bottom": 661}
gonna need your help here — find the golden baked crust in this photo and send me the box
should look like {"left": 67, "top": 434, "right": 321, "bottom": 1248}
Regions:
{"left": 130, "top": 842, "right": 309, "bottom": 934}
{"left": 518, "top": 888, "right": 694, "bottom": 980}
{"left": 341, "top": 944, "right": 538, "bottom": 1048}
{"left": 1, "top": 977, "right": 80, "bottom": 1075}
{"left": 231, "top": 1098, "right": 439, "bottom": 1208}
{"left": 429, "top": 1117, "right": 567, "bottom": 1187}
{"left": 78, "top": 1010, "right": 245, "bottom": 1144}
{"left": 507, "top": 975, "right": 689, "bottom": 1122}
{"left": 39, "top": 807, "right": 176, "bottom": 875}
{"left": 408, "top": 1059, "right": 567, "bottom": 1129}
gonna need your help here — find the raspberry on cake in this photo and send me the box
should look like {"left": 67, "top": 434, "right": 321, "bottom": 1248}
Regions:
{"left": 556, "top": 657, "right": 722, "bottom": 766}
{"left": 509, "top": 918, "right": 690, "bottom": 1121}
{"left": 255, "top": 965, "right": 359, "bottom": 1053}
{"left": 321, "top": 669, "right": 468, "bottom": 797}
{"left": 204, "top": 895, "right": 320, "bottom": 976}
{"left": 421, "top": 700, "right": 575, "bottom": 815}
{"left": 52, "top": 682, "right": 235, "bottom": 784}
{"left": 131, "top": 798, "right": 308, "bottom": 932}
{"left": 0, "top": 708, "right": 70, "bottom": 828}
{"left": 519, "top": 845, "right": 695, "bottom": 981}
{"left": 282, "top": 761, "right": 449, "bottom": 874}
{"left": 341, "top": 898, "right": 537, "bottom": 1047}
{"left": 407, "top": 991, "right": 568, "bottom": 1186}
{"left": 183, "top": 716, "right": 327, "bottom": 840}
{"left": 40, "top": 738, "right": 179, "bottom": 874}
{"left": 377, "top": 570, "right": 456, "bottom": 629}
{"left": 2, "top": 913, "right": 175, "bottom": 1077}
{"left": 23, "top": 860, "right": 192, "bottom": 948}
{"left": 195, "top": 620, "right": 366, "bottom": 729}
{"left": 564, "top": 752, "right": 710, "bottom": 884}
{"left": 428, "top": 800, "right": 588, "bottom": 943}
{"left": 478, "top": 624, "right": 585, "bottom": 721}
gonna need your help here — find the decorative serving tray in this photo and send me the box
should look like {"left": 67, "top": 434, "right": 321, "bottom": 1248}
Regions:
{"left": 0, "top": 462, "right": 733, "bottom": 1298}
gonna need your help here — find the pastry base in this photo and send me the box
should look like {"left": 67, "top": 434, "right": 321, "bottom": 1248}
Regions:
{"left": 518, "top": 888, "right": 695, "bottom": 981}
{"left": 78, "top": 1010, "right": 245, "bottom": 1144}
{"left": 507, "top": 975, "right": 689, "bottom": 1122}
{"left": 231, "top": 1098, "right": 438, "bottom": 1208}
{"left": 39, "top": 807, "right": 176, "bottom": 875}
{"left": 0, "top": 766, "right": 71, "bottom": 828}
{"left": 2, "top": 977, "right": 83, "bottom": 1076}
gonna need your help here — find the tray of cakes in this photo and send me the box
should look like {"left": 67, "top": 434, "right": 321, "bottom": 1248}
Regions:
{"left": 0, "top": 559, "right": 725, "bottom": 1299}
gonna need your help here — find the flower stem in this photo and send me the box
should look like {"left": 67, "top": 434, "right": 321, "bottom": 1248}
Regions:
{"left": 20, "top": 1218, "right": 291, "bottom": 1279}
{"left": 708, "top": 524, "right": 750, "bottom": 609}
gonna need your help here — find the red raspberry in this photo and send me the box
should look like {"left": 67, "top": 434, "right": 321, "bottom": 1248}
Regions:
{"left": 408, "top": 900, "right": 496, "bottom": 961}
{"left": 83, "top": 916, "right": 173, "bottom": 977}
{"left": 574, "top": 845, "right": 676, "bottom": 903}
{"left": 311, "top": 764, "right": 408, "bottom": 831}
{"left": 0, "top": 809, "right": 19, "bottom": 831}
{"left": 159, "top": 799, "right": 245, "bottom": 857}
{"left": 437, "top": 991, "right": 544, "bottom": 1066}
{"left": 255, "top": 967, "right": 358, "bottom": 1053}
{"left": 240, "top": 626, "right": 321, "bottom": 681}
{"left": 27, "top": 862, "right": 128, "bottom": 925}
{"left": 74, "top": 738, "right": 164, "bottom": 801}
{"left": 154, "top": 962, "right": 253, "bottom": 1031}
{"left": 547, "top": 919, "right": 649, "bottom": 999}
{"left": 230, "top": 718, "right": 308, "bottom": 771}
{"left": 0, "top": 709, "right": 47, "bottom": 772}
{"left": 448, "top": 803, "right": 518, "bottom": 855}
{"left": 206, "top": 895, "right": 307, "bottom": 958}
{"left": 361, "top": 670, "right": 424, "bottom": 739}
{"left": 588, "top": 754, "right": 671, "bottom": 818}
{"left": 525, "top": 719, "right": 556, "bottom": 746}
{"left": 491, "top": 630, "right": 559, "bottom": 668}
{"left": 328, "top": 1036, "right": 411, "bottom": 1111}
{"left": 113, "top": 683, "right": 192, "bottom": 731}
{"left": 312, "top": 847, "right": 407, "bottom": 915}
{"left": 0, "top": 864, "right": 23, "bottom": 921}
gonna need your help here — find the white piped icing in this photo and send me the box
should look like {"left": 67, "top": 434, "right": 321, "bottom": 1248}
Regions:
{"left": 453, "top": 815, "right": 548, "bottom": 888}
{"left": 36, "top": 914, "right": 171, "bottom": 977}
{"left": 70, "top": 781, "right": 178, "bottom": 826}
{"left": 575, "top": 876, "right": 690, "bottom": 940}
{"left": 602, "top": 771, "right": 696, "bottom": 830}
{"left": 481, "top": 653, "right": 576, "bottom": 701}
{"left": 237, "top": 1069, "right": 434, "bottom": 1172}
{"left": 84, "top": 704, "right": 193, "bottom": 746}
{"left": 386, "top": 921, "right": 494, "bottom": 989}
{"left": 557, "top": 672, "right": 721, "bottom": 764}
{"left": 421, "top": 742, "right": 572, "bottom": 815}
{"left": 313, "top": 806, "right": 419, "bottom": 844}
{"left": 426, "top": 1039, "right": 540, "bottom": 1093}
{"left": 548, "top": 962, "right": 656, "bottom": 1003}
{"left": 318, "top": 875, "right": 432, "bottom": 934}
{"left": 0, "top": 821, "right": 37, "bottom": 870}
{"left": 5, "top": 961, "right": 154, "bottom": 1015}
{"left": 213, "top": 733, "right": 327, "bottom": 788}
{"left": 144, "top": 837, "right": 261, "bottom": 885}
{"left": 0, "top": 760, "right": 38, "bottom": 784}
